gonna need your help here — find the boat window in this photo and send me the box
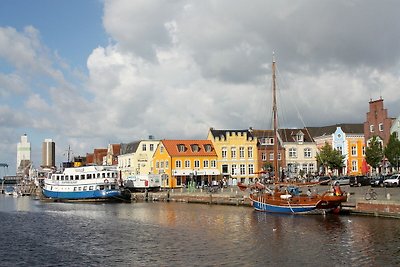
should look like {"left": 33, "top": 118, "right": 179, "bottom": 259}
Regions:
{"left": 73, "top": 187, "right": 77, "bottom": 191}
{"left": 97, "top": 173, "right": 101, "bottom": 178}
{"left": 99, "top": 185, "right": 105, "bottom": 190}
{"left": 83, "top": 186, "right": 87, "bottom": 191}
{"left": 87, "top": 174, "right": 92, "bottom": 179}
{"left": 89, "top": 186, "right": 94, "bottom": 190}
{"left": 102, "top": 173, "right": 106, "bottom": 178}
{"left": 70, "top": 175, "right": 74, "bottom": 180}
{"left": 111, "top": 185, "right": 116, "bottom": 189}
{"left": 56, "top": 175, "right": 60, "bottom": 181}
{"left": 81, "top": 174, "right": 85, "bottom": 180}
{"left": 107, "top": 173, "right": 110, "bottom": 178}
{"left": 78, "top": 187, "right": 82, "bottom": 191}
{"left": 60, "top": 175, "right": 64, "bottom": 181}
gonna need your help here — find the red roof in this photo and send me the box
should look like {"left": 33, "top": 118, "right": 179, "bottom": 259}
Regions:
{"left": 161, "top": 140, "right": 217, "bottom": 157}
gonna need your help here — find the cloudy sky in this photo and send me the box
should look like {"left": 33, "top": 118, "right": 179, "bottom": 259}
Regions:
{"left": 1, "top": 0, "right": 400, "bottom": 171}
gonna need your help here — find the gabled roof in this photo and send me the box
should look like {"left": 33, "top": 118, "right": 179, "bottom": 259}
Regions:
{"left": 209, "top": 128, "right": 254, "bottom": 141}
{"left": 120, "top": 141, "right": 140, "bottom": 155}
{"left": 279, "top": 128, "right": 314, "bottom": 143}
{"left": 161, "top": 140, "right": 217, "bottom": 157}
{"left": 307, "top": 123, "right": 364, "bottom": 137}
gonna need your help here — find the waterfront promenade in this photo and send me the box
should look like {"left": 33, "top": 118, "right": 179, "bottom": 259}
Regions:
{"left": 133, "top": 185, "right": 400, "bottom": 218}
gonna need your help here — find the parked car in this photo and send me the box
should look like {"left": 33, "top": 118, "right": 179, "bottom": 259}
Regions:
{"left": 349, "top": 175, "right": 370, "bottom": 187}
{"left": 383, "top": 174, "right": 400, "bottom": 187}
{"left": 370, "top": 175, "right": 389, "bottom": 187}
{"left": 317, "top": 176, "right": 331, "bottom": 185}
{"left": 332, "top": 176, "right": 350, "bottom": 186}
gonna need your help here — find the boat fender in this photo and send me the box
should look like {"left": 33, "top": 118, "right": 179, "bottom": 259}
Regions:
{"left": 104, "top": 179, "right": 109, "bottom": 184}
{"left": 280, "top": 194, "right": 292, "bottom": 200}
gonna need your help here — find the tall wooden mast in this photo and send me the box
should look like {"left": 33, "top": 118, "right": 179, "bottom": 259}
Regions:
{"left": 272, "top": 56, "right": 279, "bottom": 181}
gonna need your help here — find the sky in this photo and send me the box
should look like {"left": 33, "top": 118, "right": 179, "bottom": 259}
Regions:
{"left": 1, "top": 0, "right": 400, "bottom": 172}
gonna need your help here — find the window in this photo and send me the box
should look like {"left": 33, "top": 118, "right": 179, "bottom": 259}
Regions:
{"left": 194, "top": 160, "right": 200, "bottom": 168}
{"left": 222, "top": 147, "right": 227, "bottom": 158}
{"left": 231, "top": 164, "right": 237, "bottom": 175}
{"left": 240, "top": 164, "right": 246, "bottom": 175}
{"left": 239, "top": 147, "right": 245, "bottom": 158}
{"left": 204, "top": 144, "right": 212, "bottom": 152}
{"left": 352, "top": 160, "right": 358, "bottom": 172}
{"left": 177, "top": 144, "right": 186, "bottom": 152}
{"left": 150, "top": 144, "right": 154, "bottom": 151}
{"left": 248, "top": 164, "right": 254, "bottom": 175}
{"left": 211, "top": 160, "right": 216, "bottom": 168}
{"left": 269, "top": 138, "right": 274, "bottom": 145}
{"left": 362, "top": 146, "right": 365, "bottom": 156}
{"left": 160, "top": 161, "right": 164, "bottom": 168}
{"left": 297, "top": 134, "right": 304, "bottom": 142}
{"left": 231, "top": 147, "right": 236, "bottom": 158}
{"left": 156, "top": 161, "right": 160, "bottom": 168}
{"left": 379, "top": 123, "right": 383, "bottom": 132}
{"left": 370, "top": 125, "right": 374, "bottom": 133}
{"left": 222, "top": 164, "right": 229, "bottom": 174}
{"left": 203, "top": 160, "right": 209, "bottom": 168}
{"left": 184, "top": 160, "right": 190, "bottom": 168}
{"left": 269, "top": 152, "right": 274, "bottom": 160}
{"left": 191, "top": 144, "right": 200, "bottom": 152}
{"left": 175, "top": 160, "right": 182, "bottom": 168}
{"left": 309, "top": 163, "right": 314, "bottom": 173}
{"left": 142, "top": 144, "right": 147, "bottom": 151}
{"left": 248, "top": 147, "right": 253, "bottom": 158}
{"left": 165, "top": 161, "right": 169, "bottom": 168}
{"left": 160, "top": 146, "right": 164, "bottom": 153}
{"left": 261, "top": 152, "right": 266, "bottom": 161}
{"left": 351, "top": 146, "right": 357, "bottom": 156}
{"left": 304, "top": 148, "right": 311, "bottom": 158}
{"left": 278, "top": 152, "right": 282, "bottom": 160}
{"left": 289, "top": 148, "right": 297, "bottom": 158}
{"left": 302, "top": 164, "right": 308, "bottom": 173}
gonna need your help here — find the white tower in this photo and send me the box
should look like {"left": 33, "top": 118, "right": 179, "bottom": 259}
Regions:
{"left": 16, "top": 134, "right": 31, "bottom": 172}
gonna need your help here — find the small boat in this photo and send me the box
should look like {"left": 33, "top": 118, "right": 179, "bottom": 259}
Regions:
{"left": 242, "top": 56, "right": 346, "bottom": 214}
{"left": 42, "top": 165, "right": 130, "bottom": 202}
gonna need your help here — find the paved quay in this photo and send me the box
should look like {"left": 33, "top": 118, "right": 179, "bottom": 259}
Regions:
{"left": 131, "top": 185, "right": 400, "bottom": 218}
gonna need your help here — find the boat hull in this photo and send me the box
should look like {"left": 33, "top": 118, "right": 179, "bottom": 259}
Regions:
{"left": 250, "top": 193, "right": 320, "bottom": 214}
{"left": 42, "top": 189, "right": 129, "bottom": 202}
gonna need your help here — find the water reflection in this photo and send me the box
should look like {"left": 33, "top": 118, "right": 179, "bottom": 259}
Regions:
{"left": 1, "top": 196, "right": 400, "bottom": 266}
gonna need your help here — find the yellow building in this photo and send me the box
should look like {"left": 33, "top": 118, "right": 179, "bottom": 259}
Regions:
{"left": 153, "top": 139, "right": 219, "bottom": 188}
{"left": 207, "top": 128, "right": 258, "bottom": 185}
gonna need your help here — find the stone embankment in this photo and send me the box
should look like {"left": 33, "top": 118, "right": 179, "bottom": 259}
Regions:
{"left": 131, "top": 185, "right": 400, "bottom": 218}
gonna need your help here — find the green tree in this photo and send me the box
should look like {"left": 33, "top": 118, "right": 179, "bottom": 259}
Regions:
{"left": 316, "top": 142, "right": 345, "bottom": 174}
{"left": 384, "top": 133, "right": 400, "bottom": 171}
{"left": 365, "top": 136, "right": 384, "bottom": 170}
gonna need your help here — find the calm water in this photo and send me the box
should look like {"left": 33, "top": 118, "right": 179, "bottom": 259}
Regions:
{"left": 0, "top": 195, "right": 399, "bottom": 267}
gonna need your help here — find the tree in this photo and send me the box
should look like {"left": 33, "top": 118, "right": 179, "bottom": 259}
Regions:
{"left": 365, "top": 136, "right": 384, "bottom": 171}
{"left": 384, "top": 133, "right": 400, "bottom": 171}
{"left": 316, "top": 142, "right": 345, "bottom": 174}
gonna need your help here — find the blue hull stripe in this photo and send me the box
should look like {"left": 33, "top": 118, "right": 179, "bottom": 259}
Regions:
{"left": 252, "top": 199, "right": 317, "bottom": 214}
{"left": 42, "top": 189, "right": 122, "bottom": 200}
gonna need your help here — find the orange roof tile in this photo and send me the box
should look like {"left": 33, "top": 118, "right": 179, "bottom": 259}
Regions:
{"left": 162, "top": 140, "right": 217, "bottom": 157}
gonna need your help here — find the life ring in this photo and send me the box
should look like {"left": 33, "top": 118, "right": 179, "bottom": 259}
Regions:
{"left": 104, "top": 179, "right": 109, "bottom": 184}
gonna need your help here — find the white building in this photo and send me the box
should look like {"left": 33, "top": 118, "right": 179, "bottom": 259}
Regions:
{"left": 16, "top": 134, "right": 31, "bottom": 174}
{"left": 42, "top": 139, "right": 55, "bottom": 168}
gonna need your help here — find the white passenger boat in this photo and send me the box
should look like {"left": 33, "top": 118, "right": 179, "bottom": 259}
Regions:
{"left": 42, "top": 166, "right": 130, "bottom": 202}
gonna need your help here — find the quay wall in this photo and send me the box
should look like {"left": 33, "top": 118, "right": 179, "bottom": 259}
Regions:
{"left": 131, "top": 186, "right": 400, "bottom": 218}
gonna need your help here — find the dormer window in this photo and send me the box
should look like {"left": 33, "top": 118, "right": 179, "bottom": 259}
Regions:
{"left": 296, "top": 133, "right": 304, "bottom": 142}
{"left": 204, "top": 144, "right": 212, "bottom": 152}
{"left": 191, "top": 144, "right": 200, "bottom": 152}
{"left": 177, "top": 144, "right": 186, "bottom": 152}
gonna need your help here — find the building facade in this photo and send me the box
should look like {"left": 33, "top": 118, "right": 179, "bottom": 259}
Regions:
{"left": 364, "top": 98, "right": 395, "bottom": 147}
{"left": 153, "top": 139, "right": 219, "bottom": 188}
{"left": 16, "top": 134, "right": 31, "bottom": 174}
{"left": 41, "top": 138, "right": 55, "bottom": 169}
{"left": 280, "top": 129, "right": 317, "bottom": 178}
{"left": 207, "top": 128, "right": 258, "bottom": 185}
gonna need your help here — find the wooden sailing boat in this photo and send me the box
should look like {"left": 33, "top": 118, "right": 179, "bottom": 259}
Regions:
{"left": 246, "top": 56, "right": 347, "bottom": 214}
